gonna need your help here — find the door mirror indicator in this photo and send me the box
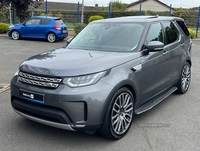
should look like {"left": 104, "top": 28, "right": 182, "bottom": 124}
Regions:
{"left": 146, "top": 41, "right": 164, "bottom": 52}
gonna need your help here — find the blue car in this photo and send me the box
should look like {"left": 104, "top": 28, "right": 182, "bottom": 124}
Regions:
{"left": 8, "top": 16, "right": 68, "bottom": 42}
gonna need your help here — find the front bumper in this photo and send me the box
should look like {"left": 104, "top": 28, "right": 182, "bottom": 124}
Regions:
{"left": 14, "top": 109, "right": 75, "bottom": 131}
{"left": 11, "top": 76, "right": 113, "bottom": 132}
{"left": 8, "top": 29, "right": 11, "bottom": 37}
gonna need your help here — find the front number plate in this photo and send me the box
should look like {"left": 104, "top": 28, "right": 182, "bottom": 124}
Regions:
{"left": 19, "top": 89, "right": 44, "bottom": 103}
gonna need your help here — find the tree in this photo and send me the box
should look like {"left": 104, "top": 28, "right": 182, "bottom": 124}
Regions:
{"left": 111, "top": 0, "right": 127, "bottom": 12}
{"left": 0, "top": 0, "right": 41, "bottom": 22}
{"left": 97, "top": 0, "right": 127, "bottom": 12}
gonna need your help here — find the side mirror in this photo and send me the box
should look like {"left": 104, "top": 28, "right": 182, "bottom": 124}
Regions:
{"left": 146, "top": 41, "right": 164, "bottom": 52}
{"left": 23, "top": 22, "right": 26, "bottom": 26}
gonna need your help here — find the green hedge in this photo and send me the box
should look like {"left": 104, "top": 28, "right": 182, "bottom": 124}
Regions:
{"left": 74, "top": 23, "right": 86, "bottom": 34}
{"left": 188, "top": 28, "right": 196, "bottom": 38}
{"left": 173, "top": 10, "right": 198, "bottom": 27}
{"left": 0, "top": 9, "right": 198, "bottom": 28}
{"left": 31, "top": 10, "right": 140, "bottom": 23}
{"left": 0, "top": 23, "right": 9, "bottom": 34}
{"left": 88, "top": 15, "right": 104, "bottom": 23}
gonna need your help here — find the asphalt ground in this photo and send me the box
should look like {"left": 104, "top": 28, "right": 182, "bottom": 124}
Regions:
{"left": 0, "top": 36, "right": 200, "bottom": 151}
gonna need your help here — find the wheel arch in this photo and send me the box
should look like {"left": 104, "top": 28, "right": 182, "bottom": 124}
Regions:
{"left": 186, "top": 59, "right": 192, "bottom": 67}
{"left": 175, "top": 61, "right": 191, "bottom": 94}
{"left": 99, "top": 80, "right": 138, "bottom": 123}
{"left": 46, "top": 31, "right": 57, "bottom": 38}
{"left": 10, "top": 29, "right": 21, "bottom": 39}
{"left": 10, "top": 29, "right": 20, "bottom": 35}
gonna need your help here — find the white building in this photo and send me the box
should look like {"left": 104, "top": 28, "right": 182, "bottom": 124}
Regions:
{"left": 127, "top": 0, "right": 172, "bottom": 12}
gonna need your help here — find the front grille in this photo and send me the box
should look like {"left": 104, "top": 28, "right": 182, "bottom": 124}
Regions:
{"left": 18, "top": 72, "right": 62, "bottom": 88}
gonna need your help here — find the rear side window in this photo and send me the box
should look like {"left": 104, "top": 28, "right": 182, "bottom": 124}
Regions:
{"left": 162, "top": 21, "right": 179, "bottom": 45}
{"left": 176, "top": 20, "right": 190, "bottom": 36}
{"left": 40, "top": 19, "right": 51, "bottom": 25}
{"left": 55, "top": 19, "right": 64, "bottom": 25}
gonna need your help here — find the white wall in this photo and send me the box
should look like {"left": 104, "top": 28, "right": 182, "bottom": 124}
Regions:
{"left": 128, "top": 0, "right": 170, "bottom": 12}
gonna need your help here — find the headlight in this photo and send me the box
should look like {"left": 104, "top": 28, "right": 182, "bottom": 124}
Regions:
{"left": 63, "top": 71, "right": 106, "bottom": 87}
{"left": 9, "top": 25, "right": 14, "bottom": 28}
{"left": 14, "top": 69, "right": 19, "bottom": 76}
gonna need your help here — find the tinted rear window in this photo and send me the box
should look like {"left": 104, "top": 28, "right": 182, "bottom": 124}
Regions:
{"left": 40, "top": 19, "right": 51, "bottom": 25}
{"left": 176, "top": 20, "right": 190, "bottom": 36}
{"left": 163, "top": 21, "right": 179, "bottom": 45}
{"left": 55, "top": 19, "right": 64, "bottom": 25}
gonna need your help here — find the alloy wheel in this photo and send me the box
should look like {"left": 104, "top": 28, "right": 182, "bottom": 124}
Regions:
{"left": 47, "top": 33, "right": 56, "bottom": 43}
{"left": 111, "top": 92, "right": 133, "bottom": 135}
{"left": 181, "top": 64, "right": 191, "bottom": 91}
{"left": 11, "top": 31, "right": 20, "bottom": 40}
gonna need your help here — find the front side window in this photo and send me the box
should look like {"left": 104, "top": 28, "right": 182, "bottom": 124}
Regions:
{"left": 26, "top": 19, "right": 40, "bottom": 25}
{"left": 146, "top": 22, "right": 164, "bottom": 44}
{"left": 67, "top": 22, "right": 145, "bottom": 52}
{"left": 163, "top": 21, "right": 179, "bottom": 45}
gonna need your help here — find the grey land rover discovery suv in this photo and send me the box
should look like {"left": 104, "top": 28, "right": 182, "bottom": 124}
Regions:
{"left": 11, "top": 16, "right": 192, "bottom": 139}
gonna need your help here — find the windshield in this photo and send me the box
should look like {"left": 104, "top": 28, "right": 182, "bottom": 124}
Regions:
{"left": 67, "top": 22, "right": 145, "bottom": 52}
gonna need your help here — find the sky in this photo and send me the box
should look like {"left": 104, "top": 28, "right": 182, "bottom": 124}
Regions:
{"left": 47, "top": 0, "right": 200, "bottom": 8}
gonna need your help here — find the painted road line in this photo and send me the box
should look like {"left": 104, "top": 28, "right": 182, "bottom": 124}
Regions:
{"left": 0, "top": 84, "right": 10, "bottom": 93}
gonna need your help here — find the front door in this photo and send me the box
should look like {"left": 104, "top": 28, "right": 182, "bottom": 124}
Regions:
{"left": 137, "top": 22, "right": 170, "bottom": 103}
{"left": 20, "top": 18, "right": 41, "bottom": 37}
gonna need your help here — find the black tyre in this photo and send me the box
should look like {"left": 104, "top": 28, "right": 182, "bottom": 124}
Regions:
{"left": 60, "top": 37, "right": 65, "bottom": 41}
{"left": 11, "top": 30, "right": 20, "bottom": 40}
{"left": 47, "top": 33, "right": 57, "bottom": 43}
{"left": 98, "top": 87, "right": 134, "bottom": 140}
{"left": 176, "top": 62, "right": 191, "bottom": 94}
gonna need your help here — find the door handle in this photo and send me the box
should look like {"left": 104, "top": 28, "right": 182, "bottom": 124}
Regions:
{"left": 181, "top": 43, "right": 185, "bottom": 47}
{"left": 163, "top": 51, "right": 168, "bottom": 55}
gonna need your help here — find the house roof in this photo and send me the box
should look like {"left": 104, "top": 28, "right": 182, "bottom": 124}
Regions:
{"left": 127, "top": 0, "right": 171, "bottom": 9}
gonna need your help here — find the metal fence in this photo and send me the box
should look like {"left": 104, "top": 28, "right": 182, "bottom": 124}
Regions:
{"left": 196, "top": 7, "right": 200, "bottom": 37}
{"left": 0, "top": 9, "right": 200, "bottom": 37}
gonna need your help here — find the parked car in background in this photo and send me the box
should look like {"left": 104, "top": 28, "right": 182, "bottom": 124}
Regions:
{"left": 8, "top": 16, "right": 68, "bottom": 42}
{"left": 11, "top": 16, "right": 192, "bottom": 140}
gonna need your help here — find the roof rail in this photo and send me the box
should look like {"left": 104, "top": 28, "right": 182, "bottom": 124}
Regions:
{"left": 148, "top": 15, "right": 159, "bottom": 19}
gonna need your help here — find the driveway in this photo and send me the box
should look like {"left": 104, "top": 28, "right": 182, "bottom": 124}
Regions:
{"left": 0, "top": 36, "right": 200, "bottom": 151}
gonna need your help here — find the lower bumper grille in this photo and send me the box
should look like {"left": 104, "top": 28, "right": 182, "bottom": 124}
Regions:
{"left": 12, "top": 98, "right": 72, "bottom": 124}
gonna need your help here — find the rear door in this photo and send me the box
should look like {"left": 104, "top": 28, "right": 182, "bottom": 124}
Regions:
{"left": 38, "top": 19, "right": 51, "bottom": 38}
{"left": 175, "top": 20, "right": 191, "bottom": 51}
{"left": 161, "top": 21, "right": 182, "bottom": 85}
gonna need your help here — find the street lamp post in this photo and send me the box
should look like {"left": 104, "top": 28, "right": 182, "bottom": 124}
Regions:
{"left": 45, "top": 0, "right": 48, "bottom": 15}
{"left": 81, "top": 0, "right": 84, "bottom": 23}
{"left": 9, "top": 3, "right": 12, "bottom": 25}
{"left": 108, "top": 2, "right": 111, "bottom": 18}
